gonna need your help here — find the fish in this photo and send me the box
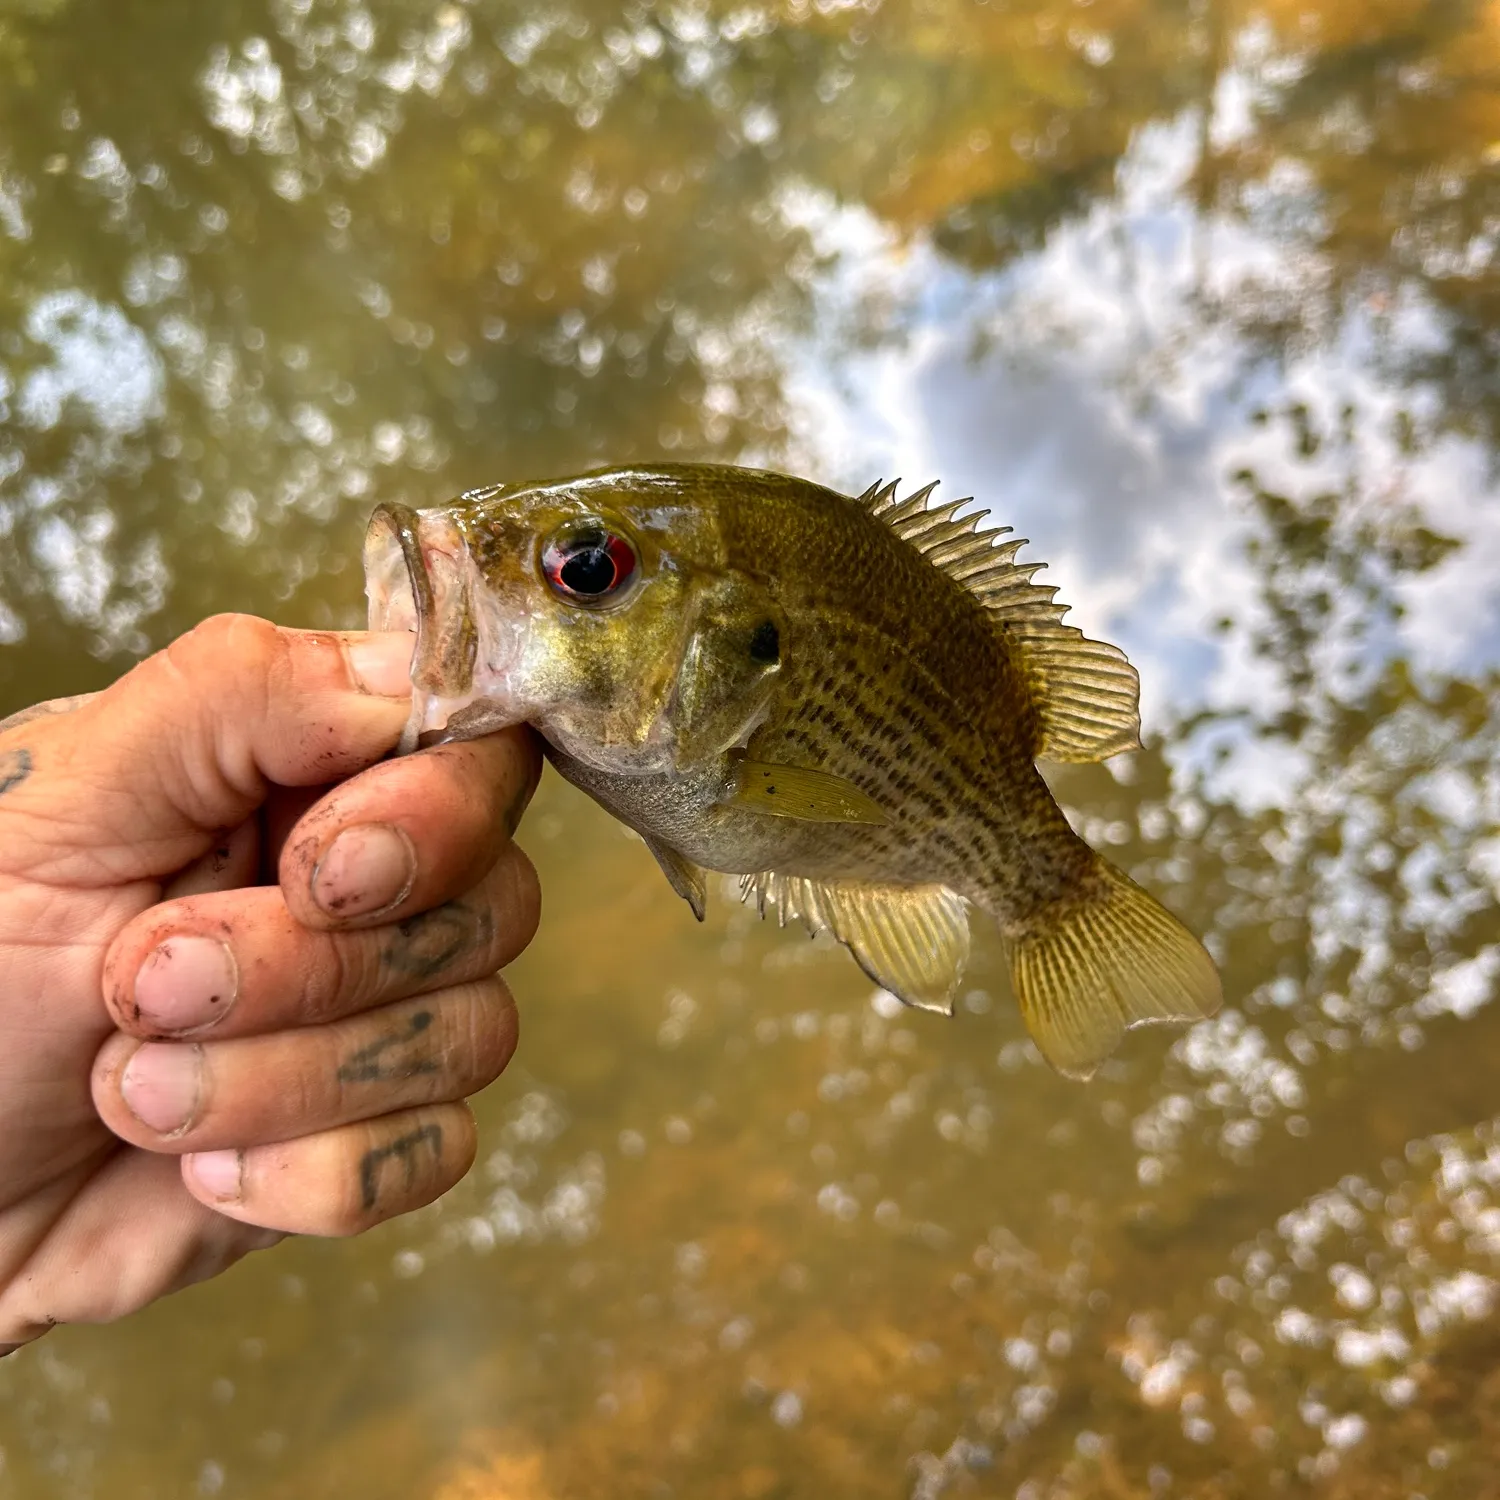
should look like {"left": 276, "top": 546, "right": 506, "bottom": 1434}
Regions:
{"left": 363, "top": 463, "right": 1221, "bottom": 1079}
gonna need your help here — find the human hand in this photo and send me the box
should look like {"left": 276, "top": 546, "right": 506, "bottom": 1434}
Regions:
{"left": 0, "top": 615, "right": 541, "bottom": 1352}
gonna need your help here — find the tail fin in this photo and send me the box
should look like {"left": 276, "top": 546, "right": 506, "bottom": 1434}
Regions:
{"left": 1007, "top": 859, "right": 1221, "bottom": 1080}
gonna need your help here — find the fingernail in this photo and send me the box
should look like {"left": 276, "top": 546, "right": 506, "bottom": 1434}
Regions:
{"left": 121, "top": 1043, "right": 204, "bottom": 1136}
{"left": 312, "top": 823, "right": 416, "bottom": 918}
{"left": 346, "top": 633, "right": 416, "bottom": 698}
{"left": 134, "top": 936, "right": 238, "bottom": 1033}
{"left": 187, "top": 1149, "right": 242, "bottom": 1203}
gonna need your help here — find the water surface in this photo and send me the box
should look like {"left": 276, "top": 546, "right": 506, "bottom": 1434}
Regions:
{"left": 2, "top": 0, "right": 1499, "bottom": 1495}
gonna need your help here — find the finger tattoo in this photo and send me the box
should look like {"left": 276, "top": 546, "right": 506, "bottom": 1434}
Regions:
{"left": 0, "top": 748, "right": 33, "bottom": 797}
{"left": 0, "top": 692, "right": 98, "bottom": 736}
{"left": 382, "top": 902, "right": 492, "bottom": 981}
{"left": 359, "top": 1123, "right": 444, "bottom": 1211}
{"left": 337, "top": 1010, "right": 439, "bottom": 1084}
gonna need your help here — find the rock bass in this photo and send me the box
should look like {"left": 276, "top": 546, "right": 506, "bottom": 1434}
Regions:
{"left": 363, "top": 463, "right": 1221, "bottom": 1078}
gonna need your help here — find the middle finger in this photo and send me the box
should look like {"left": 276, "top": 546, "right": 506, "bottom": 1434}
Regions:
{"left": 102, "top": 846, "right": 539, "bottom": 1041}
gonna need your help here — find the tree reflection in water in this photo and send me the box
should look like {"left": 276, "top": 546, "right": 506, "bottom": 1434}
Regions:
{"left": 0, "top": 0, "right": 1497, "bottom": 1496}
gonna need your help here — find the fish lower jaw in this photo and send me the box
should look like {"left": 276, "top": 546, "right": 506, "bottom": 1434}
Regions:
{"left": 400, "top": 688, "right": 530, "bottom": 753}
{"left": 538, "top": 716, "right": 686, "bottom": 779}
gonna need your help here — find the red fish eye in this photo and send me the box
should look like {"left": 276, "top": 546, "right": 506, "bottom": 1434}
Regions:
{"left": 541, "top": 527, "right": 638, "bottom": 603}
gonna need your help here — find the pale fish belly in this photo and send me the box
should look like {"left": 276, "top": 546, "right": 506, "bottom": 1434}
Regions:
{"left": 544, "top": 744, "right": 940, "bottom": 884}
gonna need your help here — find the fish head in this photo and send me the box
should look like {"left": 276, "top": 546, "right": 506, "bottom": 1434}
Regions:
{"left": 364, "top": 467, "right": 783, "bottom": 773}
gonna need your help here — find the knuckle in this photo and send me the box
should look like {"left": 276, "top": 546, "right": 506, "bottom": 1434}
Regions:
{"left": 170, "top": 614, "right": 281, "bottom": 675}
{"left": 490, "top": 848, "right": 542, "bottom": 965}
{"left": 326, "top": 995, "right": 453, "bottom": 1114}
{"left": 235, "top": 1041, "right": 334, "bottom": 1147}
{"left": 313, "top": 1155, "right": 384, "bottom": 1236}
{"left": 452, "top": 978, "right": 517, "bottom": 1093}
{"left": 288, "top": 1046, "right": 331, "bottom": 1126}
{"left": 315, "top": 931, "right": 382, "bottom": 1022}
{"left": 159, "top": 615, "right": 281, "bottom": 750}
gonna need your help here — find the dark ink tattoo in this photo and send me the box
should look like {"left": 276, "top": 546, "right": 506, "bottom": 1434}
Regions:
{"left": 381, "top": 901, "right": 491, "bottom": 981}
{"left": 336, "top": 1009, "right": 438, "bottom": 1083}
{"left": 0, "top": 748, "right": 33, "bottom": 798}
{"left": 0, "top": 692, "right": 97, "bottom": 737}
{"left": 358, "top": 1122, "right": 444, "bottom": 1211}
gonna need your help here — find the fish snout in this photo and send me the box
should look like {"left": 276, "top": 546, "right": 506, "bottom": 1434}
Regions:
{"left": 364, "top": 503, "right": 478, "bottom": 701}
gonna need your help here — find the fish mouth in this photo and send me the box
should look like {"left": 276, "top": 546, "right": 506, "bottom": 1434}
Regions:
{"left": 364, "top": 502, "right": 500, "bottom": 753}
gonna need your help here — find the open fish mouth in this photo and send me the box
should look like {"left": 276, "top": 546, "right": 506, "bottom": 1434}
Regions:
{"left": 364, "top": 501, "right": 506, "bottom": 753}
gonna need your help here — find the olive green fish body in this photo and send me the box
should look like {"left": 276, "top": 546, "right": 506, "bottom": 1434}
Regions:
{"left": 717, "top": 475, "right": 1082, "bottom": 906}
{"left": 549, "top": 475, "right": 1067, "bottom": 901}
{"left": 364, "top": 463, "right": 1221, "bottom": 1078}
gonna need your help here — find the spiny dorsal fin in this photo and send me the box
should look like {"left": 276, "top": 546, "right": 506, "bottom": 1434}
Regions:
{"left": 854, "top": 478, "right": 1141, "bottom": 763}
{"left": 739, "top": 872, "right": 969, "bottom": 1015}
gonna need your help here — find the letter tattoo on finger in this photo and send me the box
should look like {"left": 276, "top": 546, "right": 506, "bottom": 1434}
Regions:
{"left": 0, "top": 748, "right": 33, "bottom": 797}
{"left": 358, "top": 1123, "right": 444, "bottom": 1211}
{"left": 0, "top": 692, "right": 97, "bottom": 736}
{"left": 381, "top": 901, "right": 493, "bottom": 981}
{"left": 337, "top": 1010, "right": 439, "bottom": 1083}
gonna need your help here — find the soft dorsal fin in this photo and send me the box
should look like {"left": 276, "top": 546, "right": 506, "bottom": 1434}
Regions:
{"left": 854, "top": 479, "right": 1142, "bottom": 763}
{"left": 739, "top": 871, "right": 970, "bottom": 1015}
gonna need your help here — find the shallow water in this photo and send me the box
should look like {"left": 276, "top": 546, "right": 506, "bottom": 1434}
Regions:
{"left": 2, "top": 0, "right": 1499, "bottom": 1495}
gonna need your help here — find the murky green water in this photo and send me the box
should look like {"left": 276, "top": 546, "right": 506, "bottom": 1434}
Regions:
{"left": 2, "top": 0, "right": 1499, "bottom": 1494}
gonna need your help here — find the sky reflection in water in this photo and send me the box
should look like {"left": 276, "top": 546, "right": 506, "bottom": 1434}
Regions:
{"left": 1, "top": 0, "right": 1498, "bottom": 1496}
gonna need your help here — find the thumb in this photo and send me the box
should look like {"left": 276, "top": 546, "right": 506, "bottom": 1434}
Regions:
{"left": 0, "top": 615, "right": 416, "bottom": 884}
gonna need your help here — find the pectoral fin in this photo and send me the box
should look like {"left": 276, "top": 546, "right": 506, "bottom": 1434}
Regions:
{"left": 643, "top": 834, "right": 709, "bottom": 922}
{"left": 727, "top": 761, "right": 889, "bottom": 826}
{"left": 740, "top": 872, "right": 969, "bottom": 1014}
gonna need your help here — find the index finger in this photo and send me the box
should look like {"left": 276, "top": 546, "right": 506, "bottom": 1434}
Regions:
{"left": 278, "top": 726, "right": 543, "bottom": 930}
{"left": 0, "top": 617, "right": 416, "bottom": 887}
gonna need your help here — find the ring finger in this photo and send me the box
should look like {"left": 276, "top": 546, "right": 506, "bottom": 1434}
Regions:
{"left": 92, "top": 978, "right": 517, "bottom": 1153}
{"left": 181, "top": 1103, "right": 479, "bottom": 1237}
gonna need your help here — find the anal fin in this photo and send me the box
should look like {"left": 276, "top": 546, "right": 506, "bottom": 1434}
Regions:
{"left": 741, "top": 872, "right": 969, "bottom": 1014}
{"left": 643, "top": 835, "right": 708, "bottom": 922}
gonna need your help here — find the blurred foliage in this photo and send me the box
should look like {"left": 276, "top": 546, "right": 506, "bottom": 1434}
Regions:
{"left": 2, "top": 0, "right": 1497, "bottom": 691}
{"left": 1, "top": 2, "right": 1499, "bottom": 1497}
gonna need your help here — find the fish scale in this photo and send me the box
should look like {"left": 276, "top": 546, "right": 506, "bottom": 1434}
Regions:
{"left": 364, "top": 461, "right": 1221, "bottom": 1078}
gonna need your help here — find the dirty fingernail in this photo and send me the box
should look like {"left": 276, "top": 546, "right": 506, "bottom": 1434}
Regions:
{"left": 133, "top": 936, "right": 238, "bottom": 1034}
{"left": 121, "top": 1043, "right": 204, "bottom": 1136}
{"left": 312, "top": 823, "right": 416, "bottom": 918}
{"left": 346, "top": 633, "right": 415, "bottom": 698}
{"left": 187, "top": 1149, "right": 242, "bottom": 1203}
